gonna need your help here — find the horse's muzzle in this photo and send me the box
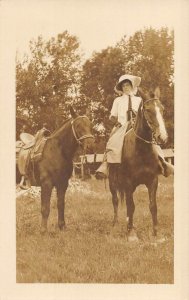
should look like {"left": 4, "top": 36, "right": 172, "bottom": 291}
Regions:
{"left": 156, "top": 134, "right": 168, "bottom": 145}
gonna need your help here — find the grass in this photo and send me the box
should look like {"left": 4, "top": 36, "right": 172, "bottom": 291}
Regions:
{"left": 16, "top": 175, "right": 174, "bottom": 283}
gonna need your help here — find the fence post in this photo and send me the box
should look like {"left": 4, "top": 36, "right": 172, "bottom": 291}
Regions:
{"left": 81, "top": 156, "right": 84, "bottom": 179}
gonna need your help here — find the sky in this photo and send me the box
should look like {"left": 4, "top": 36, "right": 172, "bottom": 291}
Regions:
{"left": 0, "top": 0, "right": 181, "bottom": 61}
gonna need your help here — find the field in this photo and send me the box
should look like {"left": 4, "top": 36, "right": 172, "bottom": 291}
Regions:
{"left": 16, "top": 175, "right": 174, "bottom": 283}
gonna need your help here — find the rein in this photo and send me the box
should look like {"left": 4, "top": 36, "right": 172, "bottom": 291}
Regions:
{"left": 71, "top": 116, "right": 94, "bottom": 145}
{"left": 132, "top": 130, "right": 157, "bottom": 144}
{"left": 132, "top": 98, "right": 159, "bottom": 145}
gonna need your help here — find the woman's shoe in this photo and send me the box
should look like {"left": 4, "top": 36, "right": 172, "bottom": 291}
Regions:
{"left": 95, "top": 161, "right": 108, "bottom": 179}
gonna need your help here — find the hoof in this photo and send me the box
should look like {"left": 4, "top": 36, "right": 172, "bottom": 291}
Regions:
{"left": 128, "top": 235, "right": 139, "bottom": 242}
{"left": 150, "top": 235, "right": 166, "bottom": 245}
{"left": 127, "top": 229, "right": 139, "bottom": 242}
{"left": 112, "top": 220, "right": 118, "bottom": 227}
{"left": 153, "top": 225, "right": 158, "bottom": 236}
{"left": 40, "top": 226, "right": 47, "bottom": 235}
{"left": 58, "top": 222, "right": 66, "bottom": 231}
{"left": 19, "top": 184, "right": 30, "bottom": 190}
{"left": 155, "top": 236, "right": 166, "bottom": 243}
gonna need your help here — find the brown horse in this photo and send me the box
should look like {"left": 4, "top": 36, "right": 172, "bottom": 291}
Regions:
{"left": 109, "top": 87, "right": 169, "bottom": 241}
{"left": 30, "top": 107, "right": 94, "bottom": 233}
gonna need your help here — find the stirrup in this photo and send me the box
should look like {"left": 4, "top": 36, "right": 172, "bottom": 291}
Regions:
{"left": 19, "top": 176, "right": 31, "bottom": 190}
{"left": 95, "top": 161, "right": 108, "bottom": 180}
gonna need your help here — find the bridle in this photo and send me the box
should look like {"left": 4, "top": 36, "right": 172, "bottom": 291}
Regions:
{"left": 132, "top": 98, "right": 160, "bottom": 145}
{"left": 71, "top": 116, "right": 94, "bottom": 146}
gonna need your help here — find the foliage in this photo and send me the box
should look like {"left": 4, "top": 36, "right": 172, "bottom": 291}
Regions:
{"left": 16, "top": 31, "right": 82, "bottom": 134}
{"left": 117, "top": 27, "right": 174, "bottom": 147}
{"left": 16, "top": 27, "right": 174, "bottom": 148}
{"left": 80, "top": 47, "right": 126, "bottom": 140}
{"left": 80, "top": 27, "right": 174, "bottom": 147}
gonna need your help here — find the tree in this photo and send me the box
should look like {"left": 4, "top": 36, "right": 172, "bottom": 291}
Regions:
{"left": 117, "top": 27, "right": 174, "bottom": 147}
{"left": 80, "top": 47, "right": 126, "bottom": 140}
{"left": 80, "top": 27, "right": 174, "bottom": 148}
{"left": 16, "top": 27, "right": 174, "bottom": 149}
{"left": 16, "top": 31, "right": 82, "bottom": 134}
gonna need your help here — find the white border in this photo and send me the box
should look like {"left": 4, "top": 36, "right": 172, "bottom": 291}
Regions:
{"left": 0, "top": 1, "right": 189, "bottom": 299}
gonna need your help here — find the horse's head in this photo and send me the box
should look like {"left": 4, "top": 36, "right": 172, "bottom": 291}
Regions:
{"left": 70, "top": 106, "right": 95, "bottom": 153}
{"left": 138, "top": 87, "right": 168, "bottom": 144}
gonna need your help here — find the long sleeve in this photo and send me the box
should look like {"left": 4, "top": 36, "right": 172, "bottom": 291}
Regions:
{"left": 110, "top": 98, "right": 118, "bottom": 118}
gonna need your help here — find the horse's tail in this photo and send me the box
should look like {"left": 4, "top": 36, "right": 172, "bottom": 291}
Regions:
{"left": 109, "top": 163, "right": 125, "bottom": 205}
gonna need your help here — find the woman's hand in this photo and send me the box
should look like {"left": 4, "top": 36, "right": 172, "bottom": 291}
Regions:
{"left": 115, "top": 121, "right": 122, "bottom": 128}
{"left": 109, "top": 115, "right": 122, "bottom": 128}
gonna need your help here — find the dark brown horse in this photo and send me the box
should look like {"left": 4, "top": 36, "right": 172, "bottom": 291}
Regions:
{"left": 31, "top": 107, "right": 94, "bottom": 233}
{"left": 109, "top": 87, "right": 169, "bottom": 241}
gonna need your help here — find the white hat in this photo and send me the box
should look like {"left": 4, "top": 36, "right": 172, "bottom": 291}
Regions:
{"left": 115, "top": 74, "right": 141, "bottom": 95}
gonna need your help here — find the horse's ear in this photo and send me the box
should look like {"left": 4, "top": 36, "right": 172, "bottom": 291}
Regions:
{"left": 69, "top": 106, "right": 78, "bottom": 119}
{"left": 154, "top": 87, "right": 160, "bottom": 99}
{"left": 138, "top": 87, "right": 148, "bottom": 102}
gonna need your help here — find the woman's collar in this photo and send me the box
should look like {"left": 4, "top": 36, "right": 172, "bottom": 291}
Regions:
{"left": 122, "top": 92, "right": 134, "bottom": 97}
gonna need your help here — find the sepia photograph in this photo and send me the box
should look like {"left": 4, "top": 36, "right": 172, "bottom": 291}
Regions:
{"left": 0, "top": 0, "right": 189, "bottom": 299}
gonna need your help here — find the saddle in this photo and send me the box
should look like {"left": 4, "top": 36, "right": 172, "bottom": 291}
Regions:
{"left": 16, "top": 129, "right": 50, "bottom": 188}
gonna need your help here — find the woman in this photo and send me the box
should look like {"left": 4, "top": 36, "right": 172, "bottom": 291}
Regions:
{"left": 96, "top": 74, "right": 174, "bottom": 178}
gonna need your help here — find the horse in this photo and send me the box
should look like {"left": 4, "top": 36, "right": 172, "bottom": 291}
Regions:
{"left": 109, "top": 87, "right": 169, "bottom": 241}
{"left": 28, "top": 107, "right": 94, "bottom": 233}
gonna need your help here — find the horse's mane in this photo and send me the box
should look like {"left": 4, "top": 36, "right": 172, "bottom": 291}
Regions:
{"left": 51, "top": 117, "right": 72, "bottom": 137}
{"left": 133, "top": 100, "right": 143, "bottom": 130}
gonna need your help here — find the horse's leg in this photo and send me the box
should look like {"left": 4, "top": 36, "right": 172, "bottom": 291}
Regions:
{"left": 41, "top": 181, "right": 53, "bottom": 234}
{"left": 147, "top": 176, "right": 158, "bottom": 236}
{"left": 111, "top": 191, "right": 119, "bottom": 226}
{"left": 109, "top": 165, "right": 119, "bottom": 226}
{"left": 56, "top": 181, "right": 68, "bottom": 230}
{"left": 126, "top": 189, "right": 138, "bottom": 242}
{"left": 126, "top": 190, "right": 135, "bottom": 230}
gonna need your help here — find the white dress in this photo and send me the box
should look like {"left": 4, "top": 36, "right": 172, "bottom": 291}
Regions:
{"left": 106, "top": 94, "right": 141, "bottom": 163}
{"left": 110, "top": 94, "right": 141, "bottom": 126}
